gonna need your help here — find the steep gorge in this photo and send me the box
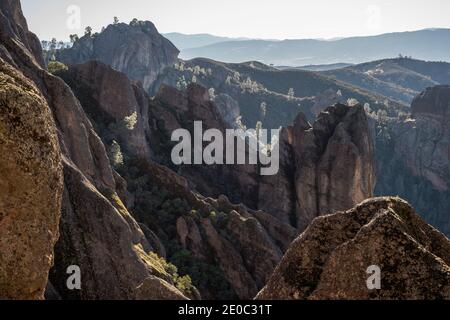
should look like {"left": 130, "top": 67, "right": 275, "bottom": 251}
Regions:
{"left": 0, "top": 0, "right": 187, "bottom": 300}
{"left": 55, "top": 58, "right": 376, "bottom": 298}
{"left": 2, "top": 0, "right": 449, "bottom": 301}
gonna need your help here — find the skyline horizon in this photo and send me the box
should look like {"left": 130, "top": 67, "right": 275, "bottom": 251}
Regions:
{"left": 21, "top": 0, "right": 450, "bottom": 42}
{"left": 163, "top": 26, "right": 450, "bottom": 42}
{"left": 32, "top": 24, "right": 450, "bottom": 43}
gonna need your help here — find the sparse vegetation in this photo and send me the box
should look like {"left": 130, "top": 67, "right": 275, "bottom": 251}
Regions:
{"left": 85, "top": 26, "right": 92, "bottom": 36}
{"left": 109, "top": 140, "right": 124, "bottom": 167}
{"left": 347, "top": 98, "right": 359, "bottom": 106}
{"left": 47, "top": 61, "right": 68, "bottom": 74}
{"left": 147, "top": 252, "right": 194, "bottom": 295}
{"left": 287, "top": 88, "right": 295, "bottom": 100}
{"left": 69, "top": 34, "right": 79, "bottom": 43}
{"left": 123, "top": 111, "right": 138, "bottom": 130}
{"left": 260, "top": 101, "right": 267, "bottom": 119}
{"left": 130, "top": 18, "right": 139, "bottom": 26}
{"left": 176, "top": 76, "right": 188, "bottom": 91}
{"left": 208, "top": 88, "right": 216, "bottom": 101}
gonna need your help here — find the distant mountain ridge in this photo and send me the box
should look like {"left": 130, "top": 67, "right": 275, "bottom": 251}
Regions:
{"left": 163, "top": 32, "right": 248, "bottom": 50}
{"left": 152, "top": 57, "right": 406, "bottom": 129}
{"left": 278, "top": 63, "right": 353, "bottom": 72}
{"left": 178, "top": 29, "right": 450, "bottom": 66}
{"left": 323, "top": 58, "right": 450, "bottom": 104}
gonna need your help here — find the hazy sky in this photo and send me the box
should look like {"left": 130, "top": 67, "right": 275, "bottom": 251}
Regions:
{"left": 22, "top": 0, "right": 450, "bottom": 41}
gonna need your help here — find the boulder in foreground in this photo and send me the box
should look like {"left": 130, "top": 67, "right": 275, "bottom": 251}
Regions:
{"left": 257, "top": 197, "right": 450, "bottom": 300}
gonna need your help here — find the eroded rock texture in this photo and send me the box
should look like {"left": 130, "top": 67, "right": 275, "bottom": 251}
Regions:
{"left": 60, "top": 61, "right": 375, "bottom": 298}
{"left": 1, "top": 0, "right": 185, "bottom": 300}
{"left": 57, "top": 20, "right": 179, "bottom": 92}
{"left": 45, "top": 34, "right": 186, "bottom": 302}
{"left": 131, "top": 162, "right": 297, "bottom": 299}
{"left": 257, "top": 197, "right": 450, "bottom": 300}
{"left": 58, "top": 67, "right": 297, "bottom": 299}
{"left": 146, "top": 84, "right": 376, "bottom": 232}
{"left": 56, "top": 60, "right": 153, "bottom": 161}
{"left": 287, "top": 103, "right": 376, "bottom": 230}
{"left": 0, "top": 0, "right": 63, "bottom": 300}
{"left": 0, "top": 58, "right": 62, "bottom": 300}
{"left": 375, "top": 85, "right": 450, "bottom": 236}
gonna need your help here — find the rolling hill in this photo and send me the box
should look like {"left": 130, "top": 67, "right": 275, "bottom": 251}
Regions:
{"left": 152, "top": 58, "right": 407, "bottom": 129}
{"left": 323, "top": 58, "right": 450, "bottom": 104}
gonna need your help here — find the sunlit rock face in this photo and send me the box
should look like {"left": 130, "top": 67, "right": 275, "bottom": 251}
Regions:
{"left": 57, "top": 20, "right": 179, "bottom": 93}
{"left": 257, "top": 197, "right": 450, "bottom": 300}
{"left": 0, "top": 0, "right": 63, "bottom": 300}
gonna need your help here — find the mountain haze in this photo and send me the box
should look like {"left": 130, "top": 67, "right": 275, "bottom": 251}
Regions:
{"left": 163, "top": 33, "right": 245, "bottom": 50}
{"left": 180, "top": 29, "right": 450, "bottom": 66}
{"left": 323, "top": 58, "right": 450, "bottom": 104}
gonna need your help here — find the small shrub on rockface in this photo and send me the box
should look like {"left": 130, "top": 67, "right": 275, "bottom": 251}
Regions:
{"left": 47, "top": 61, "right": 68, "bottom": 74}
{"left": 209, "top": 211, "right": 217, "bottom": 222}
{"left": 176, "top": 275, "right": 194, "bottom": 293}
{"left": 188, "top": 209, "right": 200, "bottom": 220}
{"left": 123, "top": 111, "right": 138, "bottom": 130}
{"left": 109, "top": 140, "right": 124, "bottom": 167}
{"left": 148, "top": 252, "right": 194, "bottom": 295}
{"left": 287, "top": 87, "right": 295, "bottom": 100}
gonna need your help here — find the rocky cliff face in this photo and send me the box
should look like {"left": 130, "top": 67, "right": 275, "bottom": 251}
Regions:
{"left": 0, "top": 0, "right": 63, "bottom": 300}
{"left": 3, "top": 0, "right": 441, "bottom": 301}
{"left": 257, "top": 197, "right": 450, "bottom": 300}
{"left": 0, "top": 59, "right": 62, "bottom": 300}
{"left": 44, "top": 37, "right": 187, "bottom": 302}
{"left": 375, "top": 85, "right": 450, "bottom": 236}
{"left": 129, "top": 162, "right": 297, "bottom": 299}
{"left": 56, "top": 60, "right": 153, "bottom": 161}
{"left": 57, "top": 21, "right": 179, "bottom": 93}
{"left": 147, "top": 84, "right": 375, "bottom": 231}
{"left": 0, "top": 0, "right": 186, "bottom": 300}
{"left": 411, "top": 85, "right": 450, "bottom": 118}
{"left": 58, "top": 65, "right": 297, "bottom": 299}
{"left": 0, "top": 0, "right": 44, "bottom": 67}
{"left": 270, "top": 103, "right": 375, "bottom": 230}
{"left": 60, "top": 69, "right": 374, "bottom": 297}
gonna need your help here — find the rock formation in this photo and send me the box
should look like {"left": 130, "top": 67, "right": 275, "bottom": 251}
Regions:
{"left": 157, "top": 84, "right": 375, "bottom": 229}
{"left": 58, "top": 58, "right": 375, "bottom": 297}
{"left": 0, "top": 0, "right": 63, "bottom": 300}
{"left": 55, "top": 60, "right": 153, "bottom": 161}
{"left": 257, "top": 103, "right": 377, "bottom": 230}
{"left": 0, "top": 0, "right": 186, "bottom": 300}
{"left": 148, "top": 83, "right": 376, "bottom": 232}
{"left": 58, "top": 65, "right": 298, "bottom": 299}
{"left": 0, "top": 59, "right": 62, "bottom": 300}
{"left": 411, "top": 85, "right": 450, "bottom": 118}
{"left": 3, "top": 0, "right": 444, "bottom": 302}
{"left": 57, "top": 20, "right": 179, "bottom": 92}
{"left": 0, "top": 0, "right": 44, "bottom": 67}
{"left": 287, "top": 103, "right": 376, "bottom": 230}
{"left": 375, "top": 85, "right": 450, "bottom": 236}
{"left": 257, "top": 197, "right": 450, "bottom": 300}
{"left": 134, "top": 162, "right": 297, "bottom": 299}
